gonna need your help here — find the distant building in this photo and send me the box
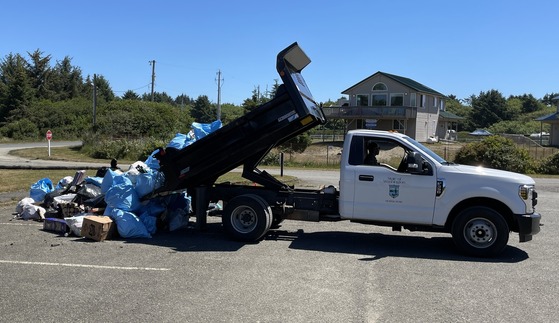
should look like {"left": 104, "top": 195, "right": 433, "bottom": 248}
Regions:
{"left": 322, "top": 71, "right": 462, "bottom": 142}
{"left": 535, "top": 95, "right": 559, "bottom": 146}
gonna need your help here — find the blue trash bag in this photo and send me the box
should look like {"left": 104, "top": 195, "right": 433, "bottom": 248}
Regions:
{"left": 29, "top": 178, "right": 54, "bottom": 202}
{"left": 84, "top": 176, "right": 103, "bottom": 187}
{"left": 138, "top": 211, "right": 157, "bottom": 235}
{"left": 108, "top": 208, "right": 151, "bottom": 238}
{"left": 163, "top": 192, "right": 192, "bottom": 231}
{"left": 192, "top": 120, "right": 222, "bottom": 140}
{"left": 135, "top": 170, "right": 164, "bottom": 198}
{"left": 144, "top": 149, "right": 161, "bottom": 170}
{"left": 137, "top": 198, "right": 166, "bottom": 217}
{"left": 104, "top": 181, "right": 140, "bottom": 212}
{"left": 101, "top": 171, "right": 132, "bottom": 194}
{"left": 167, "top": 133, "right": 189, "bottom": 150}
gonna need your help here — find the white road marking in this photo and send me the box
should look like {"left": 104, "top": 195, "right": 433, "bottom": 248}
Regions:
{"left": 0, "top": 259, "right": 170, "bottom": 271}
{"left": 1, "top": 222, "right": 43, "bottom": 226}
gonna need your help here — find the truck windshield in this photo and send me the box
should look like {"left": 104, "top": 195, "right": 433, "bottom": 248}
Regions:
{"left": 403, "top": 136, "right": 448, "bottom": 164}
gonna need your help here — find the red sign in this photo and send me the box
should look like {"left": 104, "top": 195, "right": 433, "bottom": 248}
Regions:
{"left": 46, "top": 130, "right": 52, "bottom": 141}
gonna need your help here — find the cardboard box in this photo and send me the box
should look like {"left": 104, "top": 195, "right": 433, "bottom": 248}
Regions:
{"left": 43, "top": 218, "right": 69, "bottom": 235}
{"left": 81, "top": 216, "right": 116, "bottom": 242}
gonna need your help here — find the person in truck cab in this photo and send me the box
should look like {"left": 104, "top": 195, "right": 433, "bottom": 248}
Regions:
{"left": 364, "top": 141, "right": 380, "bottom": 165}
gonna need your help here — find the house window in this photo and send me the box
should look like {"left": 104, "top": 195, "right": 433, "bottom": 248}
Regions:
{"left": 393, "top": 120, "right": 405, "bottom": 130}
{"left": 410, "top": 93, "right": 416, "bottom": 107}
{"left": 420, "top": 94, "right": 425, "bottom": 108}
{"left": 372, "top": 83, "right": 387, "bottom": 91}
{"left": 434, "top": 97, "right": 438, "bottom": 108}
{"left": 372, "top": 94, "right": 387, "bottom": 106}
{"left": 390, "top": 93, "right": 404, "bottom": 106}
{"left": 356, "top": 94, "right": 369, "bottom": 106}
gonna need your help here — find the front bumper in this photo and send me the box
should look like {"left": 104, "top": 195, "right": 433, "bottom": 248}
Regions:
{"left": 514, "top": 212, "right": 541, "bottom": 242}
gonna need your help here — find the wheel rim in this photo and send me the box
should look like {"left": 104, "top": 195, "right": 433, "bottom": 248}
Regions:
{"left": 463, "top": 217, "right": 497, "bottom": 248}
{"left": 230, "top": 205, "right": 258, "bottom": 233}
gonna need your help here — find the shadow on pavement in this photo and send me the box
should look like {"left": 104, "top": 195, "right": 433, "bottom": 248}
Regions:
{"left": 121, "top": 221, "right": 529, "bottom": 263}
{"left": 266, "top": 229, "right": 529, "bottom": 263}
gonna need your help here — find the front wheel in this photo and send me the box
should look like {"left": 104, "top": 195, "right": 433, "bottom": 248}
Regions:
{"left": 222, "top": 194, "right": 272, "bottom": 242}
{"left": 451, "top": 206, "right": 509, "bottom": 257}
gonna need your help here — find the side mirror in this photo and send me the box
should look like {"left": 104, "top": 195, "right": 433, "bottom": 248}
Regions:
{"left": 406, "top": 152, "right": 421, "bottom": 172}
{"left": 406, "top": 152, "right": 432, "bottom": 175}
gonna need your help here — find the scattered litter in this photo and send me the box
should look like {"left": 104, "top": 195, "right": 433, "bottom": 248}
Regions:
{"left": 12, "top": 120, "right": 222, "bottom": 242}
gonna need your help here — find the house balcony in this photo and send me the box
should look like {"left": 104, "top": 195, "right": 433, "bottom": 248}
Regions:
{"left": 322, "top": 106, "right": 417, "bottom": 119}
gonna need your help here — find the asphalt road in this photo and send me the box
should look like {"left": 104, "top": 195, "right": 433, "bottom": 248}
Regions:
{"left": 0, "top": 142, "right": 558, "bottom": 322}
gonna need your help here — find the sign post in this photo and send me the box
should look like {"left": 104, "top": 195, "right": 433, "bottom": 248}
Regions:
{"left": 46, "top": 130, "right": 52, "bottom": 157}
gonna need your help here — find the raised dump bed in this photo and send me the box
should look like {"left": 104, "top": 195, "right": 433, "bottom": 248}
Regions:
{"left": 155, "top": 42, "right": 326, "bottom": 192}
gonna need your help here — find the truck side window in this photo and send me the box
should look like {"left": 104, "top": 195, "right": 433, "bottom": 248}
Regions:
{"left": 348, "top": 136, "right": 382, "bottom": 166}
{"left": 364, "top": 140, "right": 380, "bottom": 165}
{"left": 348, "top": 136, "right": 365, "bottom": 165}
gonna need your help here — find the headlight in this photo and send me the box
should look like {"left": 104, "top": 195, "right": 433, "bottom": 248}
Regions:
{"left": 519, "top": 185, "right": 536, "bottom": 213}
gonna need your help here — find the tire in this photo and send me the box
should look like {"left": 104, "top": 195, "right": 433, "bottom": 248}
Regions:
{"left": 451, "top": 206, "right": 509, "bottom": 257}
{"left": 222, "top": 194, "right": 272, "bottom": 242}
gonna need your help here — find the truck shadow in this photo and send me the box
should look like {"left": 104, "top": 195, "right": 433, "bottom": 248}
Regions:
{"left": 265, "top": 229, "right": 529, "bottom": 263}
{"left": 124, "top": 222, "right": 247, "bottom": 252}
{"left": 125, "top": 223, "right": 528, "bottom": 263}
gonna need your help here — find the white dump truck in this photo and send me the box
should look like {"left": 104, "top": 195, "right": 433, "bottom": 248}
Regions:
{"left": 152, "top": 42, "right": 541, "bottom": 257}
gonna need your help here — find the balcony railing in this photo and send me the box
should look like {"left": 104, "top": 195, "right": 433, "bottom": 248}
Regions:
{"left": 322, "top": 106, "right": 416, "bottom": 119}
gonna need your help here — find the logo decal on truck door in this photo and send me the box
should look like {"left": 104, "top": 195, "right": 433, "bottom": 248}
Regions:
{"left": 389, "top": 185, "right": 400, "bottom": 198}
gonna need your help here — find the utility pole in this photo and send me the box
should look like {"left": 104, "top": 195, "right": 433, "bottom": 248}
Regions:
{"left": 216, "top": 69, "right": 223, "bottom": 120}
{"left": 92, "top": 74, "right": 97, "bottom": 127}
{"left": 150, "top": 60, "right": 156, "bottom": 101}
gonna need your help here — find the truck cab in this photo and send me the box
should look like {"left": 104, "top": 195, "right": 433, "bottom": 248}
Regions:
{"left": 339, "top": 129, "right": 541, "bottom": 257}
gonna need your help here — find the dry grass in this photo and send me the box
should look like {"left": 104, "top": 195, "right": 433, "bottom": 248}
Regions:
{"left": 10, "top": 146, "right": 123, "bottom": 163}
{"left": 0, "top": 169, "right": 80, "bottom": 193}
{"left": 0, "top": 167, "right": 298, "bottom": 194}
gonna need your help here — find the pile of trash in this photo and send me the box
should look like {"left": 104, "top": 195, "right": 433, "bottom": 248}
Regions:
{"left": 13, "top": 120, "right": 222, "bottom": 241}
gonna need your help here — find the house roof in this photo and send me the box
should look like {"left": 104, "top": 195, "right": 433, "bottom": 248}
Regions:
{"left": 439, "top": 110, "right": 464, "bottom": 120}
{"left": 342, "top": 71, "right": 446, "bottom": 97}
{"left": 535, "top": 112, "right": 559, "bottom": 122}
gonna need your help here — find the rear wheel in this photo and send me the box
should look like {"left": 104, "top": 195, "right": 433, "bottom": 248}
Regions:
{"left": 451, "top": 206, "right": 509, "bottom": 257}
{"left": 222, "top": 194, "right": 272, "bottom": 242}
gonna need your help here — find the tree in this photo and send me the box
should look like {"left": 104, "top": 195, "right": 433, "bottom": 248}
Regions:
{"left": 122, "top": 90, "right": 140, "bottom": 100}
{"left": 241, "top": 86, "right": 269, "bottom": 113}
{"left": 220, "top": 103, "right": 243, "bottom": 124}
{"left": 190, "top": 95, "right": 217, "bottom": 123}
{"left": 470, "top": 90, "right": 507, "bottom": 129}
{"left": 50, "top": 56, "right": 84, "bottom": 100}
{"left": 0, "top": 53, "right": 34, "bottom": 123}
{"left": 27, "top": 49, "right": 53, "bottom": 100}
{"left": 542, "top": 92, "right": 559, "bottom": 106}
{"left": 269, "top": 79, "right": 280, "bottom": 98}
{"left": 519, "top": 94, "right": 542, "bottom": 113}
{"left": 92, "top": 74, "right": 115, "bottom": 102}
{"left": 141, "top": 91, "right": 174, "bottom": 104}
{"left": 174, "top": 94, "right": 193, "bottom": 107}
{"left": 279, "top": 132, "right": 312, "bottom": 157}
{"left": 445, "top": 95, "right": 474, "bottom": 131}
{"left": 503, "top": 97, "right": 522, "bottom": 120}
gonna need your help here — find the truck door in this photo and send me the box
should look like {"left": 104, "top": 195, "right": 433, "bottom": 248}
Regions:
{"left": 347, "top": 135, "right": 437, "bottom": 225}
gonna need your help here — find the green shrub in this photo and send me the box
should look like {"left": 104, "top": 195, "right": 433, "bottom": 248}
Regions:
{"left": 454, "top": 135, "right": 534, "bottom": 173}
{"left": 81, "top": 135, "right": 169, "bottom": 162}
{"left": 537, "top": 152, "right": 559, "bottom": 175}
{"left": 0, "top": 119, "right": 39, "bottom": 140}
{"left": 260, "top": 150, "right": 281, "bottom": 166}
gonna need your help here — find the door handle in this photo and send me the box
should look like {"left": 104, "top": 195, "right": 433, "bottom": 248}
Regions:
{"left": 359, "top": 175, "right": 375, "bottom": 181}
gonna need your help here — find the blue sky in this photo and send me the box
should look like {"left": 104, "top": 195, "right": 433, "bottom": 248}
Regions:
{"left": 2, "top": 0, "right": 558, "bottom": 105}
